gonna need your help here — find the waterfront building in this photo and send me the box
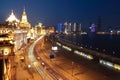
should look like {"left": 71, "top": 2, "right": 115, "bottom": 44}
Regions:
{"left": 35, "top": 22, "right": 47, "bottom": 36}
{"left": 0, "top": 8, "right": 33, "bottom": 80}
{"left": 47, "top": 27, "right": 55, "bottom": 34}
{"left": 19, "top": 8, "right": 31, "bottom": 29}
{"left": 6, "top": 10, "right": 19, "bottom": 28}
{"left": 5, "top": 9, "right": 32, "bottom": 51}
{"left": 0, "top": 34, "right": 15, "bottom": 80}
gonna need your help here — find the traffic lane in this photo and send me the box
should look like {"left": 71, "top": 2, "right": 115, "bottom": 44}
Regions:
{"left": 53, "top": 56, "right": 112, "bottom": 80}
{"left": 36, "top": 54, "right": 68, "bottom": 80}
{"left": 35, "top": 37, "right": 113, "bottom": 80}
{"left": 60, "top": 50, "right": 120, "bottom": 80}
{"left": 36, "top": 47, "right": 112, "bottom": 80}
{"left": 36, "top": 50, "right": 75, "bottom": 80}
{"left": 34, "top": 42, "right": 67, "bottom": 80}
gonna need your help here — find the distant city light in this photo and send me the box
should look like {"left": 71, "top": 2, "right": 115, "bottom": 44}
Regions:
{"left": 89, "top": 23, "right": 95, "bottom": 32}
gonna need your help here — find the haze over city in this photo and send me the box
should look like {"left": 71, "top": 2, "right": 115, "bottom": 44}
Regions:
{"left": 0, "top": 0, "right": 120, "bottom": 27}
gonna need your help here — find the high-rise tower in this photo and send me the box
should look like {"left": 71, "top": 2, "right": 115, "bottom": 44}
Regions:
{"left": 97, "top": 16, "right": 102, "bottom": 32}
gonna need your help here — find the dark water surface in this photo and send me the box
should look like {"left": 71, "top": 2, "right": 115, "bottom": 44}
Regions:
{"left": 60, "top": 33, "right": 120, "bottom": 58}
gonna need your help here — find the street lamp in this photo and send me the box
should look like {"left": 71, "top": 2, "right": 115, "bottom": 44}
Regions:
{"left": 72, "top": 61, "right": 74, "bottom": 76}
{"left": 28, "top": 64, "right": 31, "bottom": 68}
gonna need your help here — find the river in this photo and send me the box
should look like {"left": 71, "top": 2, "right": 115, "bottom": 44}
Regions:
{"left": 59, "top": 33, "right": 120, "bottom": 58}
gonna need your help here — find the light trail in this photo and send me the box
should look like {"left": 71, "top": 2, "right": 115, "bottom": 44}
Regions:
{"left": 28, "top": 36, "right": 55, "bottom": 80}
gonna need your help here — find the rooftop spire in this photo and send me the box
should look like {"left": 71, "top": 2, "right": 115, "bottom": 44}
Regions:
{"left": 12, "top": 10, "right": 13, "bottom": 13}
{"left": 11, "top": 10, "right": 14, "bottom": 15}
{"left": 21, "top": 7, "right": 28, "bottom": 23}
{"left": 23, "top": 7, "right": 25, "bottom": 12}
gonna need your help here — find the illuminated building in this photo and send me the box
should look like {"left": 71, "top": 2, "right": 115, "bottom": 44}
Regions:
{"left": 6, "top": 9, "right": 31, "bottom": 51}
{"left": 35, "top": 22, "right": 46, "bottom": 36}
{"left": 35, "top": 22, "right": 43, "bottom": 36}
{"left": 48, "top": 27, "right": 55, "bottom": 34}
{"left": 73, "top": 23, "right": 76, "bottom": 32}
{"left": 0, "top": 8, "right": 33, "bottom": 79}
{"left": 89, "top": 23, "right": 96, "bottom": 32}
{"left": 63, "top": 22, "right": 82, "bottom": 34}
{"left": 19, "top": 8, "right": 31, "bottom": 29}
{"left": 67, "top": 23, "right": 72, "bottom": 32}
{"left": 40, "top": 27, "right": 46, "bottom": 35}
{"left": 57, "top": 23, "right": 63, "bottom": 32}
{"left": 6, "top": 10, "right": 19, "bottom": 28}
{"left": 0, "top": 34, "right": 14, "bottom": 80}
{"left": 63, "top": 22, "right": 68, "bottom": 34}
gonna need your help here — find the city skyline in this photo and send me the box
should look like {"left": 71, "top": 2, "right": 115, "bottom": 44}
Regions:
{"left": 0, "top": 0, "right": 120, "bottom": 27}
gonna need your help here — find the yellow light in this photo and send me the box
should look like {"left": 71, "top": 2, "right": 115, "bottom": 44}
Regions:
{"left": 87, "top": 55, "right": 93, "bottom": 60}
{"left": 33, "top": 61, "right": 40, "bottom": 67}
{"left": 63, "top": 45, "right": 72, "bottom": 51}
{"left": 3, "top": 59, "right": 7, "bottom": 74}
{"left": 0, "top": 38, "right": 4, "bottom": 41}
{"left": 9, "top": 41, "right": 13, "bottom": 44}
{"left": 4, "top": 48, "right": 9, "bottom": 55}
{"left": 114, "top": 64, "right": 120, "bottom": 70}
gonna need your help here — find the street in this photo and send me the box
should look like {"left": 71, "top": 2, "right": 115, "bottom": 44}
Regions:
{"left": 14, "top": 36, "right": 120, "bottom": 80}
{"left": 34, "top": 36, "right": 114, "bottom": 80}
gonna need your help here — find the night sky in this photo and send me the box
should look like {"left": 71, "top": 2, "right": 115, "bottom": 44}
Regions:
{"left": 0, "top": 0, "right": 120, "bottom": 28}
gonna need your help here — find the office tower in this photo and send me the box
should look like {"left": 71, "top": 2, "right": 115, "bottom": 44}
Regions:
{"left": 73, "top": 23, "right": 76, "bottom": 32}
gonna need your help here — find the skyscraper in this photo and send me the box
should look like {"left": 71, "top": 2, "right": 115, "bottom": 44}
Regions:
{"left": 73, "top": 23, "right": 76, "bottom": 32}
{"left": 97, "top": 16, "right": 102, "bottom": 32}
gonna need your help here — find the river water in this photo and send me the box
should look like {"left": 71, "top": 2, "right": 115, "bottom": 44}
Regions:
{"left": 60, "top": 33, "right": 120, "bottom": 58}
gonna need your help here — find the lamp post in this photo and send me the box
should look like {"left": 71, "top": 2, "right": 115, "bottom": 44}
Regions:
{"left": 72, "top": 61, "right": 74, "bottom": 76}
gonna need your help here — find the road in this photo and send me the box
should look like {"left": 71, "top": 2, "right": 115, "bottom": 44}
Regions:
{"left": 34, "top": 36, "right": 119, "bottom": 80}
{"left": 15, "top": 40, "right": 43, "bottom": 80}
{"left": 15, "top": 35, "right": 120, "bottom": 80}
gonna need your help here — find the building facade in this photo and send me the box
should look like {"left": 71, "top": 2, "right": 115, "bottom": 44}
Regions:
{"left": 0, "top": 33, "right": 14, "bottom": 80}
{"left": 6, "top": 9, "right": 31, "bottom": 51}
